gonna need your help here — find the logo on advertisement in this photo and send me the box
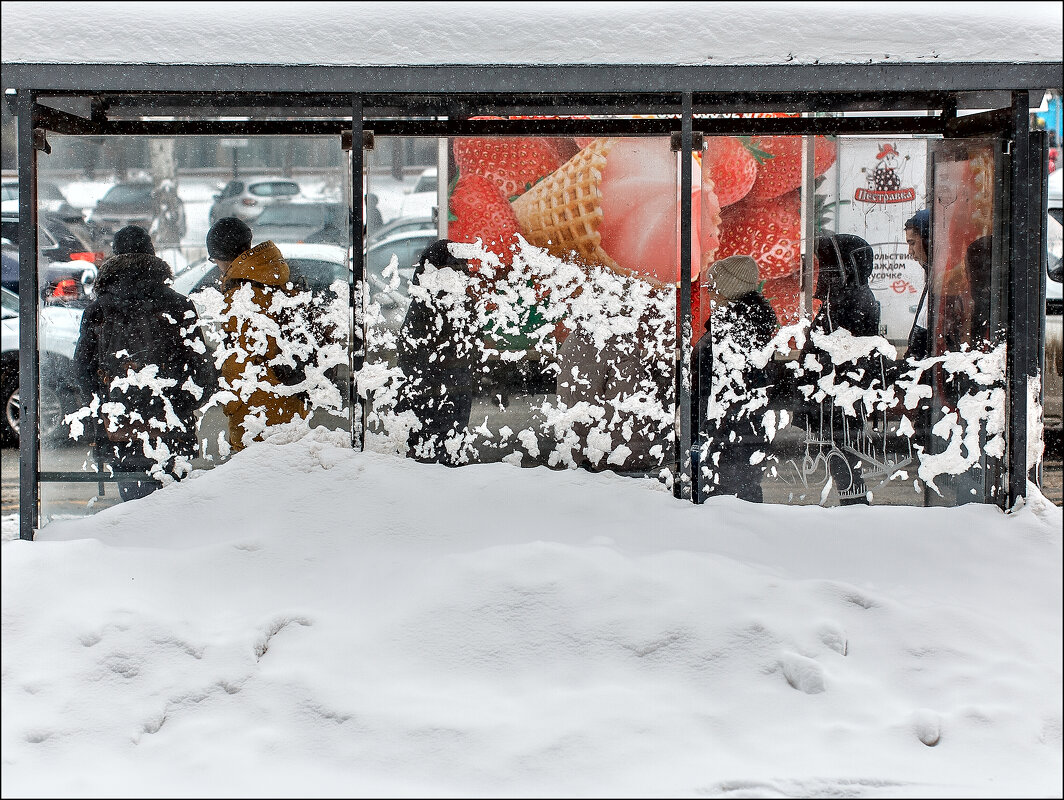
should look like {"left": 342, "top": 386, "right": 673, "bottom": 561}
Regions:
{"left": 855, "top": 143, "right": 917, "bottom": 204}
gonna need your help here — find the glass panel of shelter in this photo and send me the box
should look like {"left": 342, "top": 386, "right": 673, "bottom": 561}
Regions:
{"left": 692, "top": 132, "right": 1007, "bottom": 507}
{"left": 362, "top": 134, "right": 682, "bottom": 485}
{"left": 21, "top": 123, "right": 1009, "bottom": 524}
{"left": 32, "top": 134, "right": 353, "bottom": 525}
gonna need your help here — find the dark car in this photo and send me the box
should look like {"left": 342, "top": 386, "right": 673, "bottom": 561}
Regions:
{"left": 1, "top": 209, "right": 103, "bottom": 266}
{"left": 1, "top": 211, "right": 101, "bottom": 304}
{"left": 88, "top": 179, "right": 186, "bottom": 243}
{"left": 251, "top": 200, "right": 351, "bottom": 248}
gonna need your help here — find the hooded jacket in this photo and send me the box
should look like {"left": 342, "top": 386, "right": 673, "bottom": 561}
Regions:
{"left": 797, "top": 235, "right": 884, "bottom": 427}
{"left": 219, "top": 240, "right": 308, "bottom": 450}
{"left": 692, "top": 289, "right": 779, "bottom": 444}
{"left": 73, "top": 252, "right": 216, "bottom": 456}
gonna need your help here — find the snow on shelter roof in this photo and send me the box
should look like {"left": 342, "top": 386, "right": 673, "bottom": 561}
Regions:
{"left": 1, "top": 1, "right": 1062, "bottom": 68}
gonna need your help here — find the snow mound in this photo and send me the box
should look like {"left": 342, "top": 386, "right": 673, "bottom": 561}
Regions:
{"left": 2, "top": 429, "right": 1061, "bottom": 796}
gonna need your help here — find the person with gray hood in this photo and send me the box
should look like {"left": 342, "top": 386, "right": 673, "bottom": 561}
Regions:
{"left": 73, "top": 225, "right": 217, "bottom": 500}
{"left": 691, "top": 255, "right": 779, "bottom": 503}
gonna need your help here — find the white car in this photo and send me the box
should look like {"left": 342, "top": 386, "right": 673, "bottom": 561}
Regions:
{"left": 1, "top": 286, "right": 85, "bottom": 444}
{"left": 398, "top": 167, "right": 438, "bottom": 220}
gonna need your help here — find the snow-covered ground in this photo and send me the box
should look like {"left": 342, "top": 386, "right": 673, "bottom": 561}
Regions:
{"left": 1, "top": 425, "right": 1061, "bottom": 798}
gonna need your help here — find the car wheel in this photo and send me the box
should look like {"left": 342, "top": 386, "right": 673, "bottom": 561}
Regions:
{"left": 1, "top": 361, "right": 18, "bottom": 445}
{"left": 1, "top": 377, "right": 67, "bottom": 446}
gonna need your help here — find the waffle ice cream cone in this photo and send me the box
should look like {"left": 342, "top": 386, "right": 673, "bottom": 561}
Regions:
{"left": 510, "top": 137, "right": 620, "bottom": 271}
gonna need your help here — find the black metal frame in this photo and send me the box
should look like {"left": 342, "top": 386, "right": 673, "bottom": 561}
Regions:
{"left": 8, "top": 60, "right": 1058, "bottom": 539}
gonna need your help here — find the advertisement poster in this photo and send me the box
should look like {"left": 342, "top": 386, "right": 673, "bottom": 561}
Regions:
{"left": 929, "top": 146, "right": 996, "bottom": 356}
{"left": 444, "top": 132, "right": 843, "bottom": 338}
{"left": 833, "top": 137, "right": 929, "bottom": 343}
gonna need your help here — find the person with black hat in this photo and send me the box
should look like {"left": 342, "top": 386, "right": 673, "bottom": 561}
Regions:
{"left": 395, "top": 239, "right": 481, "bottom": 465}
{"left": 691, "top": 254, "right": 779, "bottom": 503}
{"left": 797, "top": 233, "right": 883, "bottom": 506}
{"left": 72, "top": 225, "right": 217, "bottom": 500}
{"left": 206, "top": 216, "right": 310, "bottom": 452}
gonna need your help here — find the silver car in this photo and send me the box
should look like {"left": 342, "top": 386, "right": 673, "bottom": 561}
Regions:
{"left": 208, "top": 176, "right": 301, "bottom": 224}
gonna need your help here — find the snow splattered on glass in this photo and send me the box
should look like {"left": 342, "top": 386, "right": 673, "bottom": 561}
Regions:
{"left": 28, "top": 129, "right": 1017, "bottom": 517}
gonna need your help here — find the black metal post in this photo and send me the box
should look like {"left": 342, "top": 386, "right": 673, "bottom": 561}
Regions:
{"left": 350, "top": 95, "right": 365, "bottom": 450}
{"left": 1006, "top": 91, "right": 1031, "bottom": 509}
{"left": 676, "top": 94, "right": 694, "bottom": 501}
{"left": 17, "top": 90, "right": 40, "bottom": 541}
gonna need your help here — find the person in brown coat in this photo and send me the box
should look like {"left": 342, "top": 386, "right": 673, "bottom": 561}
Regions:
{"left": 206, "top": 217, "right": 308, "bottom": 451}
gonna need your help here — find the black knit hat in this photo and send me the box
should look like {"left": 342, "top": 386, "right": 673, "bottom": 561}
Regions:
{"left": 206, "top": 217, "right": 253, "bottom": 261}
{"left": 112, "top": 225, "right": 155, "bottom": 256}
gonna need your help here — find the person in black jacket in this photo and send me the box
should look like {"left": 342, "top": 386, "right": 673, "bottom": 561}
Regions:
{"left": 395, "top": 239, "right": 480, "bottom": 465}
{"left": 73, "top": 225, "right": 217, "bottom": 500}
{"left": 904, "top": 209, "right": 932, "bottom": 360}
{"left": 692, "top": 255, "right": 779, "bottom": 503}
{"left": 798, "top": 234, "right": 883, "bottom": 506}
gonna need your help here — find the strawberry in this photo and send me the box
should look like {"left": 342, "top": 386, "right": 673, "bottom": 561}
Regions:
{"left": 448, "top": 174, "right": 520, "bottom": 268}
{"left": 746, "top": 136, "right": 837, "bottom": 202}
{"left": 716, "top": 189, "right": 802, "bottom": 281}
{"left": 701, "top": 136, "right": 762, "bottom": 208}
{"left": 452, "top": 137, "right": 563, "bottom": 200}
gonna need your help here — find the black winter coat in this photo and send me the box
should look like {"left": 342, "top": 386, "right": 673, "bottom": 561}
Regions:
{"left": 797, "top": 283, "right": 883, "bottom": 431}
{"left": 692, "top": 290, "right": 779, "bottom": 444}
{"left": 395, "top": 242, "right": 480, "bottom": 404}
{"left": 73, "top": 253, "right": 217, "bottom": 454}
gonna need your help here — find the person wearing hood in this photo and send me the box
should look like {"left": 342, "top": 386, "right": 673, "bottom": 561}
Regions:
{"left": 72, "top": 225, "right": 217, "bottom": 501}
{"left": 904, "top": 209, "right": 932, "bottom": 360}
{"left": 691, "top": 255, "right": 779, "bottom": 503}
{"left": 207, "top": 217, "right": 309, "bottom": 451}
{"left": 395, "top": 239, "right": 480, "bottom": 465}
{"left": 797, "top": 233, "right": 884, "bottom": 506}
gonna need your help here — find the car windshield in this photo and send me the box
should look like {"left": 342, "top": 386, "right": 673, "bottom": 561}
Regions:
{"left": 101, "top": 183, "right": 152, "bottom": 204}
{"left": 367, "top": 235, "right": 436, "bottom": 276}
{"left": 255, "top": 204, "right": 327, "bottom": 226}
{"left": 1, "top": 286, "right": 18, "bottom": 317}
{"left": 413, "top": 174, "right": 437, "bottom": 193}
{"left": 39, "top": 183, "right": 66, "bottom": 201}
{"left": 250, "top": 182, "right": 300, "bottom": 198}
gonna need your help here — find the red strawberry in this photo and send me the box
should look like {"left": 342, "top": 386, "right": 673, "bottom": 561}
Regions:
{"left": 448, "top": 174, "right": 520, "bottom": 268}
{"left": 702, "top": 136, "right": 760, "bottom": 208}
{"left": 746, "top": 136, "right": 837, "bottom": 201}
{"left": 716, "top": 189, "right": 802, "bottom": 281}
{"left": 452, "top": 137, "right": 563, "bottom": 199}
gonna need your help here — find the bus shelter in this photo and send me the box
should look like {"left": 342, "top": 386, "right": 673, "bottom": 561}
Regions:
{"left": 3, "top": 59, "right": 1061, "bottom": 540}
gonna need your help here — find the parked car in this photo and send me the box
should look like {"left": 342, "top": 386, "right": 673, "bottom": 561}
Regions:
{"left": 1044, "top": 167, "right": 1062, "bottom": 439}
{"left": 1, "top": 285, "right": 84, "bottom": 445}
{"left": 251, "top": 200, "right": 350, "bottom": 248}
{"left": 208, "top": 176, "right": 301, "bottom": 224}
{"left": 1, "top": 209, "right": 103, "bottom": 267}
{"left": 1, "top": 212, "right": 101, "bottom": 304}
{"left": 366, "top": 214, "right": 435, "bottom": 246}
{"left": 172, "top": 241, "right": 352, "bottom": 321}
{"left": 363, "top": 229, "right": 440, "bottom": 334}
{"left": 88, "top": 179, "right": 186, "bottom": 242}
{"left": 1, "top": 178, "right": 85, "bottom": 223}
{"left": 398, "top": 167, "right": 439, "bottom": 219}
